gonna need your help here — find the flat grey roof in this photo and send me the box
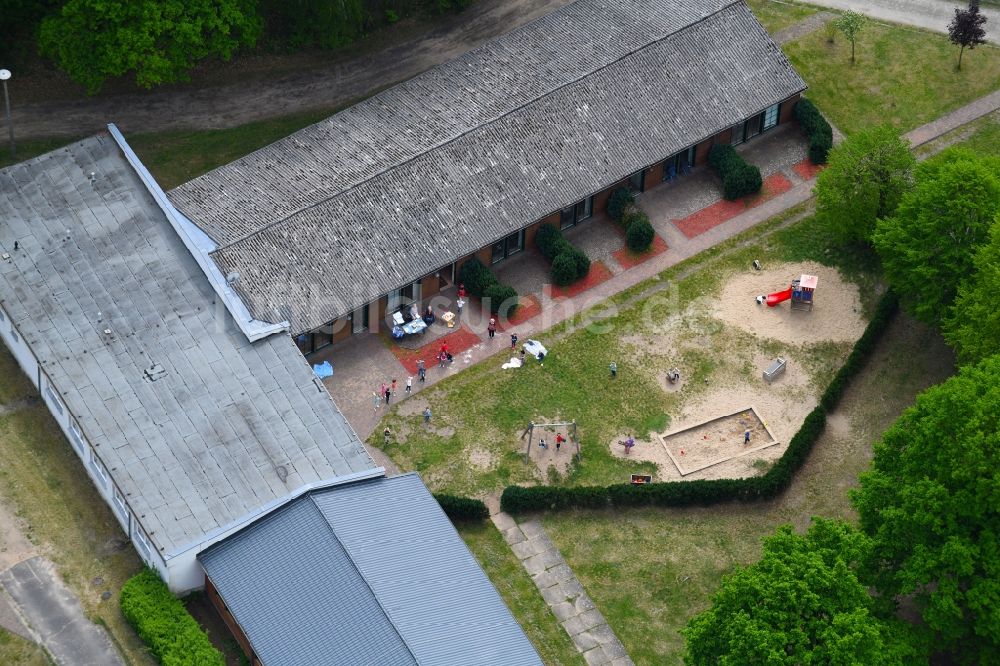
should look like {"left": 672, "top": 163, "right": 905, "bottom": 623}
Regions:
{"left": 200, "top": 473, "right": 542, "bottom": 666}
{"left": 0, "top": 134, "right": 377, "bottom": 557}
{"left": 169, "top": 0, "right": 805, "bottom": 335}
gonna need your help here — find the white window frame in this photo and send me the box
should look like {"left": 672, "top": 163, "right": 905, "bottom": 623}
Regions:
{"left": 132, "top": 523, "right": 151, "bottom": 559}
{"left": 111, "top": 485, "right": 130, "bottom": 524}
{"left": 763, "top": 103, "right": 780, "bottom": 131}
{"left": 69, "top": 418, "right": 85, "bottom": 454}
{"left": 44, "top": 379, "right": 64, "bottom": 416}
{"left": 89, "top": 449, "right": 109, "bottom": 489}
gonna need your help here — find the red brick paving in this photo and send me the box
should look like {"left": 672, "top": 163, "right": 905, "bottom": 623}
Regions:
{"left": 672, "top": 172, "right": 794, "bottom": 239}
{"left": 548, "top": 260, "right": 613, "bottom": 299}
{"left": 496, "top": 293, "right": 542, "bottom": 331}
{"left": 386, "top": 325, "right": 481, "bottom": 375}
{"left": 612, "top": 233, "right": 669, "bottom": 270}
{"left": 791, "top": 158, "right": 824, "bottom": 181}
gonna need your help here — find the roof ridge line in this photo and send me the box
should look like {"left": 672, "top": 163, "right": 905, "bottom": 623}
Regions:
{"left": 308, "top": 493, "right": 421, "bottom": 665}
{"left": 212, "top": 0, "right": 744, "bottom": 253}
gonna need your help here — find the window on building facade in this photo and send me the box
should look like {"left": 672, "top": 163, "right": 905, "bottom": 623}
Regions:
{"left": 9, "top": 324, "right": 17, "bottom": 343}
{"left": 295, "top": 333, "right": 312, "bottom": 355}
{"left": 628, "top": 169, "right": 646, "bottom": 193}
{"left": 111, "top": 485, "right": 130, "bottom": 524}
{"left": 662, "top": 146, "right": 696, "bottom": 181}
{"left": 69, "top": 419, "right": 85, "bottom": 454}
{"left": 560, "top": 196, "right": 594, "bottom": 230}
{"left": 491, "top": 230, "right": 524, "bottom": 264}
{"left": 575, "top": 196, "right": 593, "bottom": 222}
{"left": 763, "top": 103, "right": 780, "bottom": 131}
{"left": 89, "top": 449, "right": 109, "bottom": 489}
{"left": 45, "top": 381, "right": 64, "bottom": 416}
{"left": 132, "top": 522, "right": 151, "bottom": 559}
{"left": 745, "top": 113, "right": 762, "bottom": 141}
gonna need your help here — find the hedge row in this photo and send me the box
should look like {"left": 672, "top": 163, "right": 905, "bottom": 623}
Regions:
{"left": 535, "top": 223, "right": 591, "bottom": 286}
{"left": 434, "top": 493, "right": 489, "bottom": 521}
{"left": 708, "top": 145, "right": 763, "bottom": 200}
{"left": 458, "top": 257, "right": 519, "bottom": 317}
{"left": 795, "top": 98, "right": 834, "bottom": 165}
{"left": 120, "top": 569, "right": 224, "bottom": 666}
{"left": 623, "top": 208, "right": 655, "bottom": 253}
{"left": 500, "top": 291, "right": 899, "bottom": 514}
{"left": 607, "top": 187, "right": 636, "bottom": 223}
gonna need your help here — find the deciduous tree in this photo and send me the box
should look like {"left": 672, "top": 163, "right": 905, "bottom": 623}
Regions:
{"left": 852, "top": 355, "right": 1000, "bottom": 664}
{"left": 683, "top": 519, "right": 923, "bottom": 666}
{"left": 39, "top": 0, "right": 261, "bottom": 93}
{"left": 815, "top": 125, "right": 915, "bottom": 244}
{"left": 872, "top": 149, "right": 1000, "bottom": 326}
{"left": 949, "top": 0, "right": 988, "bottom": 71}
{"left": 944, "top": 220, "right": 1000, "bottom": 364}
{"left": 836, "top": 10, "right": 867, "bottom": 63}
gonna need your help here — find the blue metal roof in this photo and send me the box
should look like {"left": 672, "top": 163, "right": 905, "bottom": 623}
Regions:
{"left": 199, "top": 473, "right": 542, "bottom": 665}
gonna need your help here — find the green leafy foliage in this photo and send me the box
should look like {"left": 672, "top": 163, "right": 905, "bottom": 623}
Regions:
{"left": 852, "top": 355, "right": 1000, "bottom": 663}
{"left": 38, "top": 0, "right": 261, "bottom": 94}
{"left": 534, "top": 223, "right": 563, "bottom": 261}
{"left": 568, "top": 246, "right": 591, "bottom": 280}
{"left": 708, "top": 145, "right": 762, "bottom": 200}
{"left": 625, "top": 215, "right": 654, "bottom": 253}
{"left": 873, "top": 149, "right": 1000, "bottom": 325}
{"left": 816, "top": 125, "right": 915, "bottom": 243}
{"left": 499, "top": 292, "right": 899, "bottom": 514}
{"left": 551, "top": 253, "right": 578, "bottom": 287}
{"left": 607, "top": 187, "right": 635, "bottom": 223}
{"left": 949, "top": 0, "right": 988, "bottom": 70}
{"left": 258, "top": 0, "right": 364, "bottom": 50}
{"left": 835, "top": 10, "right": 867, "bottom": 63}
{"left": 483, "top": 283, "right": 519, "bottom": 317}
{"left": 795, "top": 98, "right": 834, "bottom": 164}
{"left": 433, "top": 493, "right": 488, "bottom": 521}
{"left": 458, "top": 256, "right": 495, "bottom": 297}
{"left": 944, "top": 222, "right": 1000, "bottom": 364}
{"left": 683, "top": 519, "right": 924, "bottom": 665}
{"left": 120, "top": 569, "right": 224, "bottom": 666}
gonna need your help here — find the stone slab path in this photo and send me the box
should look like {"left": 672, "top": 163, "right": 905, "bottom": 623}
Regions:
{"left": 904, "top": 88, "right": 1000, "bottom": 147}
{"left": 0, "top": 557, "right": 125, "bottom": 666}
{"left": 492, "top": 512, "right": 633, "bottom": 666}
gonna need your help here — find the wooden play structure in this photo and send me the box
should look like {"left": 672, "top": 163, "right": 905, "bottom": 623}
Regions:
{"left": 521, "top": 420, "right": 580, "bottom": 462}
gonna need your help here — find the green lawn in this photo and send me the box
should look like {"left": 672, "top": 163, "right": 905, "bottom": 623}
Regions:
{"left": 0, "top": 629, "right": 49, "bottom": 666}
{"left": 747, "top": 0, "right": 819, "bottom": 34}
{"left": 458, "top": 522, "right": 583, "bottom": 665}
{"left": 0, "top": 349, "right": 155, "bottom": 666}
{"left": 375, "top": 211, "right": 881, "bottom": 499}
{"left": 785, "top": 21, "right": 1000, "bottom": 135}
{"left": 916, "top": 109, "right": 1000, "bottom": 157}
{"left": 541, "top": 313, "right": 955, "bottom": 665}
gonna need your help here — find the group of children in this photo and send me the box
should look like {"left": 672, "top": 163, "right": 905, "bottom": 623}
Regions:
{"left": 538, "top": 432, "right": 568, "bottom": 452}
{"left": 374, "top": 377, "right": 413, "bottom": 411}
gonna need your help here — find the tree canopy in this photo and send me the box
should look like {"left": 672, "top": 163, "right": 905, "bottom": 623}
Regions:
{"left": 944, "top": 220, "right": 1000, "bottom": 364}
{"left": 835, "top": 10, "right": 867, "bottom": 63}
{"left": 39, "top": 0, "right": 262, "bottom": 93}
{"left": 872, "top": 148, "right": 1000, "bottom": 326}
{"left": 949, "top": 0, "right": 988, "bottom": 70}
{"left": 852, "top": 355, "right": 1000, "bottom": 664}
{"left": 683, "top": 519, "right": 923, "bottom": 666}
{"left": 816, "top": 125, "right": 915, "bottom": 244}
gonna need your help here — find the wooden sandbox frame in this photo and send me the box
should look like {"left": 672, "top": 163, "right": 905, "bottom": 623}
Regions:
{"left": 655, "top": 405, "right": 780, "bottom": 476}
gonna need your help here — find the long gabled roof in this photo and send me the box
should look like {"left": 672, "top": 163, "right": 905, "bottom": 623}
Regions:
{"left": 0, "top": 134, "right": 377, "bottom": 558}
{"left": 170, "top": 0, "right": 805, "bottom": 335}
{"left": 199, "top": 473, "right": 543, "bottom": 666}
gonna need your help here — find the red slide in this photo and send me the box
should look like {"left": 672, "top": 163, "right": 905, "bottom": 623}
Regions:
{"left": 765, "top": 287, "right": 793, "bottom": 307}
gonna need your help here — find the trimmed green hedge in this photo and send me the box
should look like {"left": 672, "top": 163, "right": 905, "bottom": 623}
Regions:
{"left": 535, "top": 223, "right": 591, "bottom": 285}
{"left": 608, "top": 187, "right": 635, "bottom": 223}
{"left": 433, "top": 493, "right": 489, "bottom": 521}
{"left": 626, "top": 215, "right": 655, "bottom": 253}
{"left": 795, "top": 98, "right": 834, "bottom": 165}
{"left": 458, "top": 257, "right": 519, "bottom": 315}
{"left": 120, "top": 569, "right": 224, "bottom": 666}
{"left": 500, "top": 291, "right": 899, "bottom": 514}
{"left": 552, "top": 253, "right": 578, "bottom": 286}
{"left": 708, "top": 144, "right": 763, "bottom": 200}
{"left": 536, "top": 223, "right": 563, "bottom": 262}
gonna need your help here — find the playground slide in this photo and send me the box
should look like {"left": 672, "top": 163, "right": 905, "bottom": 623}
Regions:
{"left": 765, "top": 287, "right": 793, "bottom": 307}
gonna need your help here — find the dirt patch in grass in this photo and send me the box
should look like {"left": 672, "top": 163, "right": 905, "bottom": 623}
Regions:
{"left": 521, "top": 425, "right": 575, "bottom": 477}
{"left": 709, "top": 261, "right": 865, "bottom": 345}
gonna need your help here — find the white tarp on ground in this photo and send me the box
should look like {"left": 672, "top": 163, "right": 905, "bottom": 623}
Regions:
{"left": 523, "top": 339, "right": 547, "bottom": 359}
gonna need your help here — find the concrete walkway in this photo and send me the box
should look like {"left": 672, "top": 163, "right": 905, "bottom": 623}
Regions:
{"left": 799, "top": 0, "right": 1000, "bottom": 43}
{"left": 0, "top": 557, "right": 124, "bottom": 666}
{"left": 492, "top": 512, "right": 633, "bottom": 666}
{"left": 904, "top": 88, "right": 1000, "bottom": 146}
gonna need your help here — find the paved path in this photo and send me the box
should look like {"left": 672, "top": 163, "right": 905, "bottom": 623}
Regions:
{"left": 492, "top": 512, "right": 633, "bottom": 666}
{"left": 800, "top": 0, "right": 1000, "bottom": 43}
{"left": 0, "top": 557, "right": 124, "bottom": 666}
{"left": 904, "top": 88, "right": 1000, "bottom": 146}
{"left": 773, "top": 11, "right": 837, "bottom": 45}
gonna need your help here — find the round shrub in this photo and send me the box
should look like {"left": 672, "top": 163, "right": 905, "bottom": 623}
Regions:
{"left": 551, "top": 252, "right": 578, "bottom": 286}
{"left": 607, "top": 187, "right": 635, "bottom": 222}
{"left": 569, "top": 246, "right": 591, "bottom": 279}
{"left": 709, "top": 143, "right": 739, "bottom": 172}
{"left": 458, "top": 256, "right": 497, "bottom": 297}
{"left": 626, "top": 216, "right": 655, "bottom": 253}
{"left": 809, "top": 134, "right": 832, "bottom": 165}
{"left": 722, "top": 164, "right": 762, "bottom": 200}
{"left": 534, "top": 223, "right": 562, "bottom": 261}
{"left": 483, "top": 283, "right": 519, "bottom": 317}
{"left": 620, "top": 207, "right": 644, "bottom": 230}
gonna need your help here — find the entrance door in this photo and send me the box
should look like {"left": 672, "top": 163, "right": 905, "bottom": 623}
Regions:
{"left": 352, "top": 306, "right": 368, "bottom": 334}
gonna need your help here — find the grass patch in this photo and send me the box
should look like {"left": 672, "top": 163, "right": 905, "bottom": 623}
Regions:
{"left": 747, "top": 0, "right": 819, "bottom": 34}
{"left": 0, "top": 629, "right": 49, "bottom": 666}
{"left": 785, "top": 21, "right": 1000, "bottom": 134}
{"left": 457, "top": 522, "right": 582, "bottom": 665}
{"left": 916, "top": 109, "right": 1000, "bottom": 158}
{"left": 0, "top": 349, "right": 154, "bottom": 666}
{"left": 542, "top": 314, "right": 955, "bottom": 665}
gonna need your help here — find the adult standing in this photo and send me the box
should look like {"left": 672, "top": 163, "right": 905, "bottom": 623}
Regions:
{"left": 417, "top": 359, "right": 426, "bottom": 382}
{"left": 488, "top": 317, "right": 497, "bottom": 339}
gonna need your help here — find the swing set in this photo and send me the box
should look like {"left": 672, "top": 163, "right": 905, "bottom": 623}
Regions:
{"left": 520, "top": 420, "right": 580, "bottom": 463}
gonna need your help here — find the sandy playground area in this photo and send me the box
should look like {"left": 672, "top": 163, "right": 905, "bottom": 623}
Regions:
{"left": 611, "top": 262, "right": 865, "bottom": 481}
